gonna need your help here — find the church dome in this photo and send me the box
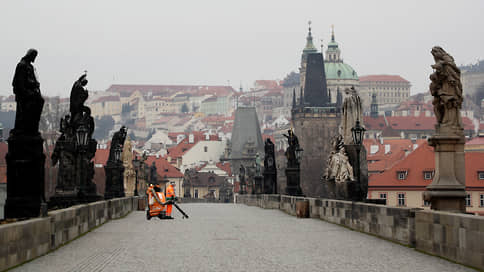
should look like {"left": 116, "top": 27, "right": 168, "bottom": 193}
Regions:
{"left": 325, "top": 62, "right": 358, "bottom": 80}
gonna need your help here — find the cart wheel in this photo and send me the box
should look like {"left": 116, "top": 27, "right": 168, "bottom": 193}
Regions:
{"left": 146, "top": 210, "right": 152, "bottom": 220}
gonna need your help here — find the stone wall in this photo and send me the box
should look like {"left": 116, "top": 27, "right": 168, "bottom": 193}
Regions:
{"left": 236, "top": 194, "right": 484, "bottom": 270}
{"left": 0, "top": 196, "right": 143, "bottom": 271}
{"left": 292, "top": 110, "right": 340, "bottom": 197}
{"left": 415, "top": 210, "right": 484, "bottom": 269}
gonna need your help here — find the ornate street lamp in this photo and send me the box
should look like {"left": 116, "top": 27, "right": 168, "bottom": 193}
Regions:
{"left": 132, "top": 156, "right": 140, "bottom": 196}
{"left": 351, "top": 120, "right": 366, "bottom": 200}
{"left": 114, "top": 145, "right": 122, "bottom": 162}
{"left": 295, "top": 147, "right": 304, "bottom": 164}
{"left": 75, "top": 123, "right": 89, "bottom": 150}
{"left": 351, "top": 120, "right": 365, "bottom": 146}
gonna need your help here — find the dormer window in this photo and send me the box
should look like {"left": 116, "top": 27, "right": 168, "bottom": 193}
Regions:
{"left": 479, "top": 172, "right": 484, "bottom": 180}
{"left": 397, "top": 171, "right": 407, "bottom": 180}
{"left": 423, "top": 171, "right": 434, "bottom": 180}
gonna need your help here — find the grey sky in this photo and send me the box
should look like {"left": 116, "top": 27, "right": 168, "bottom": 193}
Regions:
{"left": 0, "top": 0, "right": 483, "bottom": 97}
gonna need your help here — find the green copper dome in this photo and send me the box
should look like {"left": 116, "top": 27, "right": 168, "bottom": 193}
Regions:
{"left": 324, "top": 62, "right": 358, "bottom": 80}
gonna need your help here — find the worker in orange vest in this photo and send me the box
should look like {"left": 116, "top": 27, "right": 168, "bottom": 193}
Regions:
{"left": 165, "top": 182, "right": 177, "bottom": 218}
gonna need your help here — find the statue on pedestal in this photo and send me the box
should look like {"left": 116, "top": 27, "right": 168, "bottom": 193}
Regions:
{"left": 342, "top": 87, "right": 363, "bottom": 145}
{"left": 50, "top": 74, "right": 99, "bottom": 206}
{"left": 429, "top": 46, "right": 463, "bottom": 134}
{"left": 424, "top": 46, "right": 466, "bottom": 213}
{"left": 105, "top": 126, "right": 128, "bottom": 199}
{"left": 263, "top": 138, "right": 277, "bottom": 194}
{"left": 5, "top": 49, "right": 47, "bottom": 218}
{"left": 283, "top": 129, "right": 300, "bottom": 168}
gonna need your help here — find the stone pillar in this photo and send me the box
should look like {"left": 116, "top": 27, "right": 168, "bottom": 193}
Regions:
{"left": 424, "top": 135, "right": 466, "bottom": 213}
{"left": 285, "top": 167, "right": 303, "bottom": 196}
{"left": 5, "top": 135, "right": 46, "bottom": 218}
{"left": 254, "top": 176, "right": 263, "bottom": 194}
{"left": 104, "top": 162, "right": 125, "bottom": 199}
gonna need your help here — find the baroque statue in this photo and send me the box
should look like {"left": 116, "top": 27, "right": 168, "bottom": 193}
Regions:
{"left": 283, "top": 129, "right": 300, "bottom": 168}
{"left": 11, "top": 49, "right": 44, "bottom": 136}
{"left": 50, "top": 74, "right": 98, "bottom": 204}
{"left": 342, "top": 87, "right": 363, "bottom": 145}
{"left": 429, "top": 46, "right": 463, "bottom": 133}
{"left": 108, "top": 126, "right": 127, "bottom": 163}
{"left": 254, "top": 152, "right": 262, "bottom": 176}
{"left": 324, "top": 134, "right": 354, "bottom": 183}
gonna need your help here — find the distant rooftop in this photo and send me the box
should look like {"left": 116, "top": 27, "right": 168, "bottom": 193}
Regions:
{"left": 359, "top": 75, "right": 410, "bottom": 83}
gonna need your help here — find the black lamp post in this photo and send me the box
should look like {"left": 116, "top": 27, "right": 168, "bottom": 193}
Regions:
{"left": 132, "top": 156, "right": 140, "bottom": 196}
{"left": 75, "top": 123, "right": 89, "bottom": 198}
{"left": 351, "top": 120, "right": 366, "bottom": 199}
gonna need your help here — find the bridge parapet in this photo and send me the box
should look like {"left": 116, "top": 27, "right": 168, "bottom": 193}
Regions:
{"left": 0, "top": 196, "right": 144, "bottom": 271}
{"left": 236, "top": 194, "right": 484, "bottom": 270}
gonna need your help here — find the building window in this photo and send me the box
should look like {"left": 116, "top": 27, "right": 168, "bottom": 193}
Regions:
{"left": 423, "top": 171, "right": 433, "bottom": 180}
{"left": 423, "top": 200, "right": 431, "bottom": 207}
{"left": 480, "top": 194, "right": 484, "bottom": 207}
{"left": 397, "top": 171, "right": 406, "bottom": 180}
{"left": 466, "top": 194, "right": 471, "bottom": 207}
{"left": 398, "top": 193, "right": 406, "bottom": 206}
{"left": 194, "top": 189, "right": 199, "bottom": 198}
{"left": 379, "top": 193, "right": 387, "bottom": 200}
{"left": 204, "top": 146, "right": 208, "bottom": 152}
{"left": 479, "top": 172, "right": 484, "bottom": 180}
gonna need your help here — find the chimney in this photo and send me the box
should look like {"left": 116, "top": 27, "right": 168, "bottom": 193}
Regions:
{"left": 189, "top": 134, "right": 194, "bottom": 144}
{"left": 384, "top": 144, "right": 390, "bottom": 154}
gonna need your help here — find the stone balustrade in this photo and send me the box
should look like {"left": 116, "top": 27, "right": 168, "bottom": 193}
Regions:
{"left": 236, "top": 194, "right": 484, "bottom": 270}
{"left": 0, "top": 196, "right": 143, "bottom": 271}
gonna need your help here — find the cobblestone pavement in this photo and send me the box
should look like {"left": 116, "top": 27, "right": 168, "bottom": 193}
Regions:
{"left": 13, "top": 204, "right": 474, "bottom": 272}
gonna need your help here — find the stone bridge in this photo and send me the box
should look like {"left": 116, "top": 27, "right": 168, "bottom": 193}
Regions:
{"left": 1, "top": 196, "right": 480, "bottom": 271}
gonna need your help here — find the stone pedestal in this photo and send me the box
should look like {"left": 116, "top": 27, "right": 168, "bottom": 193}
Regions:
{"left": 263, "top": 170, "right": 277, "bottom": 194}
{"left": 345, "top": 144, "right": 368, "bottom": 202}
{"left": 424, "top": 135, "right": 466, "bottom": 213}
{"left": 254, "top": 176, "right": 263, "bottom": 194}
{"left": 105, "top": 162, "right": 125, "bottom": 199}
{"left": 285, "top": 167, "right": 303, "bottom": 196}
{"left": 5, "top": 134, "right": 46, "bottom": 218}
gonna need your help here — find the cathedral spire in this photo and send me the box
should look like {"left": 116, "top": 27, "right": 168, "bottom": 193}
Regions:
{"left": 331, "top": 24, "right": 335, "bottom": 42}
{"left": 303, "top": 20, "right": 317, "bottom": 54}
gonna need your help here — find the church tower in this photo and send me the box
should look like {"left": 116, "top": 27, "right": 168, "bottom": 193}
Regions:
{"left": 370, "top": 93, "right": 379, "bottom": 118}
{"left": 288, "top": 23, "right": 341, "bottom": 197}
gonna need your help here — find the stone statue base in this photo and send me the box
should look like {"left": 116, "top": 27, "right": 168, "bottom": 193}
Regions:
{"left": 5, "top": 134, "right": 46, "bottom": 218}
{"left": 285, "top": 167, "right": 303, "bottom": 196}
{"left": 254, "top": 176, "right": 263, "bottom": 195}
{"left": 263, "top": 170, "right": 277, "bottom": 194}
{"left": 345, "top": 144, "right": 368, "bottom": 202}
{"left": 424, "top": 135, "right": 466, "bottom": 213}
{"left": 104, "top": 162, "right": 126, "bottom": 200}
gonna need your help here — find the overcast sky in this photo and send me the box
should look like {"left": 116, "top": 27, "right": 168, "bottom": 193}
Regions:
{"left": 0, "top": 0, "right": 483, "bottom": 97}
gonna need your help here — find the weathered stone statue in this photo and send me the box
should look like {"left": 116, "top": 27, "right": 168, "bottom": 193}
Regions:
{"left": 105, "top": 126, "right": 128, "bottom": 199}
{"left": 239, "top": 165, "right": 246, "bottom": 194}
{"left": 284, "top": 129, "right": 303, "bottom": 196}
{"left": 342, "top": 87, "right": 363, "bottom": 144}
{"left": 263, "top": 138, "right": 277, "bottom": 194}
{"left": 5, "top": 49, "right": 46, "bottom": 218}
{"left": 11, "top": 49, "right": 45, "bottom": 136}
{"left": 324, "top": 134, "right": 354, "bottom": 183}
{"left": 283, "top": 129, "right": 300, "bottom": 168}
{"left": 70, "top": 74, "right": 90, "bottom": 127}
{"left": 429, "top": 46, "right": 463, "bottom": 134}
{"left": 424, "top": 46, "right": 466, "bottom": 213}
{"left": 49, "top": 74, "right": 99, "bottom": 207}
{"left": 254, "top": 153, "right": 262, "bottom": 176}
{"left": 122, "top": 136, "right": 136, "bottom": 196}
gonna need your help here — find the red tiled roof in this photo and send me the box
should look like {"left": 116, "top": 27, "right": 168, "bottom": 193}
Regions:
{"left": 370, "top": 142, "right": 484, "bottom": 189}
{"left": 363, "top": 116, "right": 386, "bottom": 130}
{"left": 359, "top": 75, "right": 410, "bottom": 83}
{"left": 145, "top": 156, "right": 183, "bottom": 178}
{"left": 254, "top": 80, "right": 280, "bottom": 90}
{"left": 364, "top": 138, "right": 421, "bottom": 173}
{"left": 94, "top": 147, "right": 110, "bottom": 166}
{"left": 216, "top": 162, "right": 232, "bottom": 176}
{"left": 467, "top": 137, "right": 484, "bottom": 145}
{"left": 166, "top": 140, "right": 195, "bottom": 159}
{"left": 384, "top": 116, "right": 474, "bottom": 131}
{"left": 466, "top": 152, "right": 484, "bottom": 188}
